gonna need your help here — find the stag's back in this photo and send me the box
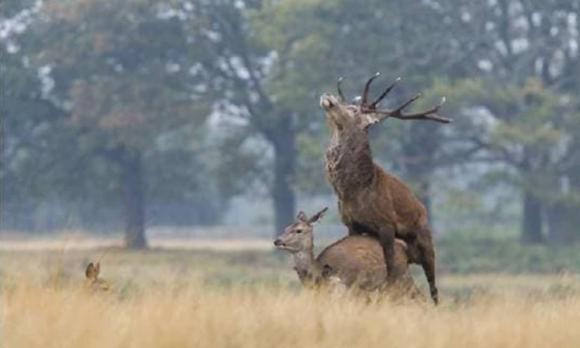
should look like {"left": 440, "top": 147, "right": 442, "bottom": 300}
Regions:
{"left": 316, "top": 235, "right": 410, "bottom": 291}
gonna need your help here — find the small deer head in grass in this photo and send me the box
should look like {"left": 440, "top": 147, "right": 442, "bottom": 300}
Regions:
{"left": 84, "top": 262, "right": 110, "bottom": 292}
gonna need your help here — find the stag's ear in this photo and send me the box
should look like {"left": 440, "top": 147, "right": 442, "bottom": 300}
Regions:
{"left": 308, "top": 207, "right": 328, "bottom": 225}
{"left": 297, "top": 211, "right": 308, "bottom": 222}
{"left": 360, "top": 112, "right": 383, "bottom": 130}
{"left": 95, "top": 262, "right": 101, "bottom": 277}
{"left": 85, "top": 262, "right": 97, "bottom": 280}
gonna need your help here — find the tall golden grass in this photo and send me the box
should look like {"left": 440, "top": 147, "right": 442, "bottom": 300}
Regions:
{"left": 2, "top": 246, "right": 580, "bottom": 348}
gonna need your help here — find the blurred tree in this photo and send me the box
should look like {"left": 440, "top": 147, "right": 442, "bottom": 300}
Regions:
{"left": 1, "top": 2, "right": 75, "bottom": 231}
{"left": 435, "top": 0, "right": 580, "bottom": 243}
{"left": 188, "top": 0, "right": 331, "bottom": 235}
{"left": 19, "top": 0, "right": 212, "bottom": 247}
{"left": 250, "top": 0, "right": 485, "bottom": 221}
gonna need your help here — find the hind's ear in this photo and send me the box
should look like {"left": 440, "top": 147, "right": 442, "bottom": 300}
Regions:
{"left": 95, "top": 262, "right": 100, "bottom": 277}
{"left": 309, "top": 207, "right": 328, "bottom": 225}
{"left": 85, "top": 262, "right": 97, "bottom": 280}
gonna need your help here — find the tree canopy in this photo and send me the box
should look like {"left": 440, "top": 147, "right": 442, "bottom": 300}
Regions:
{"left": 2, "top": 0, "right": 579, "bottom": 245}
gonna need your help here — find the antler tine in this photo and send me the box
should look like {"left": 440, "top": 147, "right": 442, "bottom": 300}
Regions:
{"left": 337, "top": 77, "right": 346, "bottom": 102}
{"left": 361, "top": 72, "right": 381, "bottom": 107}
{"left": 377, "top": 96, "right": 451, "bottom": 123}
{"left": 394, "top": 93, "right": 423, "bottom": 113}
{"left": 370, "top": 77, "right": 401, "bottom": 109}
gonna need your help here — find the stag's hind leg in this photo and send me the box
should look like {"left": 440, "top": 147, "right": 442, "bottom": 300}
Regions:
{"left": 416, "top": 227, "right": 438, "bottom": 304}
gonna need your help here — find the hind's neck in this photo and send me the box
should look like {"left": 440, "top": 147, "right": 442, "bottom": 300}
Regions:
{"left": 292, "top": 250, "right": 322, "bottom": 287}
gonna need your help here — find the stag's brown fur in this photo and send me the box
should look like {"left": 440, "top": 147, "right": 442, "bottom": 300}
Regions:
{"left": 274, "top": 208, "right": 422, "bottom": 298}
{"left": 321, "top": 86, "right": 440, "bottom": 304}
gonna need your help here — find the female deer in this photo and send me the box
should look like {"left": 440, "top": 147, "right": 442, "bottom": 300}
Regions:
{"left": 274, "top": 207, "right": 421, "bottom": 298}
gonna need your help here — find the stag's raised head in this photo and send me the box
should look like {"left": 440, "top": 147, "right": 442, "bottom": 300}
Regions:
{"left": 320, "top": 73, "right": 450, "bottom": 135}
{"left": 274, "top": 207, "right": 328, "bottom": 253}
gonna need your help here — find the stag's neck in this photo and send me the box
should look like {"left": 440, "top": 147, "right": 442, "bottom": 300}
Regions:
{"left": 292, "top": 250, "right": 323, "bottom": 287}
{"left": 325, "top": 129, "right": 375, "bottom": 198}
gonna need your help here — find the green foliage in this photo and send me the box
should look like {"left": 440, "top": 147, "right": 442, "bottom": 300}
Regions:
{"left": 30, "top": 0, "right": 210, "bottom": 150}
{"left": 2, "top": 0, "right": 228, "bottom": 231}
{"left": 2, "top": 0, "right": 580, "bottom": 243}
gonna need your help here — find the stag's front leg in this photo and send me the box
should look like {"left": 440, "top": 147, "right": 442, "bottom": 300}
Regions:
{"left": 339, "top": 207, "right": 359, "bottom": 236}
{"left": 377, "top": 226, "right": 405, "bottom": 284}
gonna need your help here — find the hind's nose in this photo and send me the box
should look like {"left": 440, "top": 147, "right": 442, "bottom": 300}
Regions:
{"left": 273, "top": 239, "right": 284, "bottom": 247}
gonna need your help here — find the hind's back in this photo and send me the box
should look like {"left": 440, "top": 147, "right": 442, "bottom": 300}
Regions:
{"left": 316, "top": 235, "right": 409, "bottom": 290}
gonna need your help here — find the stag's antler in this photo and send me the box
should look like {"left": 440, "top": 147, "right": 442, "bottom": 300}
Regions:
{"left": 361, "top": 72, "right": 381, "bottom": 107}
{"left": 359, "top": 73, "right": 451, "bottom": 124}
{"left": 336, "top": 77, "right": 347, "bottom": 103}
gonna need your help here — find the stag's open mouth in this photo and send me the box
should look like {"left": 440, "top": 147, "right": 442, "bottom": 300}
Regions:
{"left": 320, "top": 94, "right": 335, "bottom": 110}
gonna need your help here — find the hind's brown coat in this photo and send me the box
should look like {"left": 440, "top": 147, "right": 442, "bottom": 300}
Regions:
{"left": 317, "top": 236, "right": 420, "bottom": 297}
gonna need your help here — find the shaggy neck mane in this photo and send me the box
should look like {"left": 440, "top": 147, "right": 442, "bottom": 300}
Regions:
{"left": 325, "top": 127, "right": 375, "bottom": 199}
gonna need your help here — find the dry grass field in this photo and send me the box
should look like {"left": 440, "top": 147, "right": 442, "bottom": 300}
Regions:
{"left": 2, "top": 238, "right": 580, "bottom": 348}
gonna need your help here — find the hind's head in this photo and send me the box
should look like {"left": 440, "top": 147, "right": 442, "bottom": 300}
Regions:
{"left": 274, "top": 207, "right": 328, "bottom": 254}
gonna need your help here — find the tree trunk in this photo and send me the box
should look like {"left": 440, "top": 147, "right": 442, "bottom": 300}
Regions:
{"left": 546, "top": 202, "right": 580, "bottom": 245}
{"left": 118, "top": 147, "right": 147, "bottom": 249}
{"left": 520, "top": 190, "right": 544, "bottom": 244}
{"left": 547, "top": 168, "right": 580, "bottom": 245}
{"left": 269, "top": 124, "right": 297, "bottom": 237}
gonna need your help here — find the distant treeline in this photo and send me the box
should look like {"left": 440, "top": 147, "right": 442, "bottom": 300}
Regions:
{"left": 1, "top": 0, "right": 579, "bottom": 247}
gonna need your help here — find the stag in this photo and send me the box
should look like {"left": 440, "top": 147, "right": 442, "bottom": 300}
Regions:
{"left": 320, "top": 73, "right": 450, "bottom": 304}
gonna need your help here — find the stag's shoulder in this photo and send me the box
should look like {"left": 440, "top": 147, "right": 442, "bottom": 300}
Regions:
{"left": 373, "top": 164, "right": 409, "bottom": 190}
{"left": 373, "top": 164, "right": 428, "bottom": 221}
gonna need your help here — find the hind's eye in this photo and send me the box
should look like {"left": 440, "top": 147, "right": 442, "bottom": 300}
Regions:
{"left": 295, "top": 229, "right": 303, "bottom": 234}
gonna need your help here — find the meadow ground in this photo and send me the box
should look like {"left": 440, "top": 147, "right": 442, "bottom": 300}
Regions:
{"left": 2, "top": 236, "right": 580, "bottom": 348}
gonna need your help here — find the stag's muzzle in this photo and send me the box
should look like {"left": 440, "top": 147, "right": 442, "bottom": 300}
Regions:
{"left": 319, "top": 94, "right": 336, "bottom": 110}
